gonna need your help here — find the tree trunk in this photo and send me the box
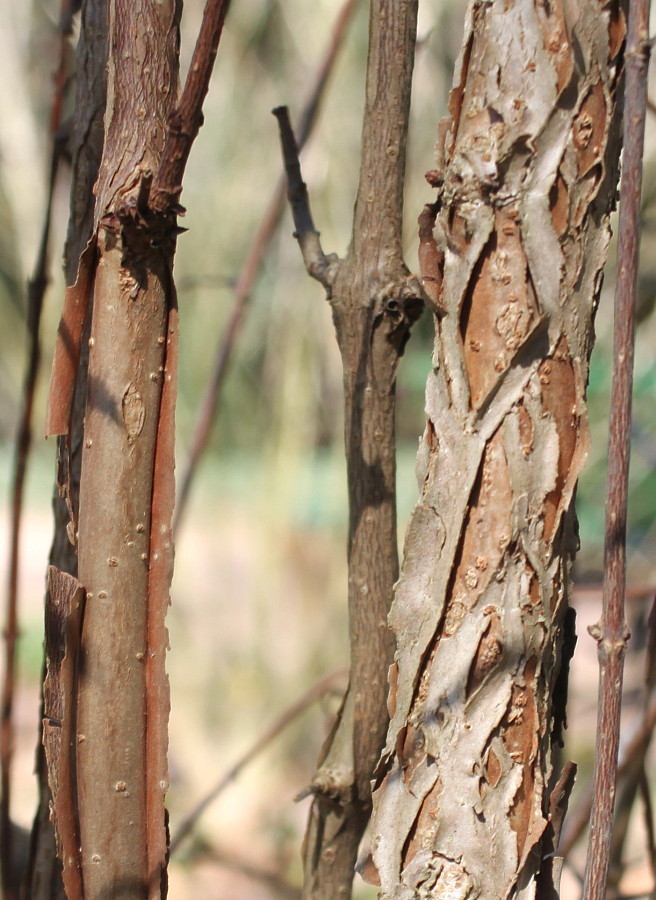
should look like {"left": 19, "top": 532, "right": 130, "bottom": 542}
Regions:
{"left": 45, "top": 2, "right": 181, "bottom": 897}
{"left": 369, "top": 1, "right": 626, "bottom": 897}
{"left": 277, "top": 2, "right": 423, "bottom": 897}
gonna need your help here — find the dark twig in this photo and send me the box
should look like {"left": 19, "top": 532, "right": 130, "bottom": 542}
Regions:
{"left": 638, "top": 766, "right": 656, "bottom": 888}
{"left": 583, "top": 4, "right": 651, "bottom": 898}
{"left": 150, "top": 0, "right": 231, "bottom": 212}
{"left": 607, "top": 595, "right": 656, "bottom": 891}
{"left": 173, "top": 0, "right": 358, "bottom": 534}
{"left": 272, "top": 107, "right": 337, "bottom": 287}
{"left": 169, "top": 668, "right": 346, "bottom": 855}
{"left": 0, "top": 8, "right": 72, "bottom": 895}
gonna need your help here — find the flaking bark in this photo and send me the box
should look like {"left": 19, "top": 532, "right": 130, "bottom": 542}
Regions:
{"left": 370, "top": 2, "right": 625, "bottom": 897}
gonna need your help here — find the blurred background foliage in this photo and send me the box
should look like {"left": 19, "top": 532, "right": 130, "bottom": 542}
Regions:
{"left": 0, "top": 0, "right": 655, "bottom": 896}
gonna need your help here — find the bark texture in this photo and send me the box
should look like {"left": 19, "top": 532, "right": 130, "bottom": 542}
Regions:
{"left": 25, "top": 3, "right": 108, "bottom": 897}
{"left": 45, "top": 2, "right": 181, "bottom": 897}
{"left": 370, "top": 2, "right": 625, "bottom": 897}
{"left": 285, "top": 2, "right": 423, "bottom": 896}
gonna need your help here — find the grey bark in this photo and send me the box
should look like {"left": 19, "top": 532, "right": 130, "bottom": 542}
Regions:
{"left": 369, "top": 1, "right": 626, "bottom": 897}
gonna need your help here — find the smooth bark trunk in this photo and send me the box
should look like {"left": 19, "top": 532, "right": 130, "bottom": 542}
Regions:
{"left": 278, "top": 2, "right": 423, "bottom": 897}
{"left": 45, "top": 2, "right": 180, "bottom": 897}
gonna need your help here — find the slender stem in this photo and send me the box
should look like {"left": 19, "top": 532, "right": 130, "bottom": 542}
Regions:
{"left": 150, "top": 0, "right": 231, "bottom": 212}
{"left": 279, "top": 3, "right": 421, "bottom": 896}
{"left": 273, "top": 107, "right": 335, "bottom": 286}
{"left": 173, "top": 0, "right": 358, "bottom": 534}
{"left": 561, "top": 595, "right": 656, "bottom": 862}
{"left": 0, "top": 6, "right": 72, "bottom": 893}
{"left": 583, "top": 6, "right": 651, "bottom": 896}
{"left": 169, "top": 668, "right": 346, "bottom": 854}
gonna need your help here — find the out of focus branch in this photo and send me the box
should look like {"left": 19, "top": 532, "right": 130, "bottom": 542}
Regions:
{"left": 560, "top": 691, "right": 656, "bottom": 858}
{"left": 183, "top": 841, "right": 301, "bottom": 899}
{"left": 169, "top": 668, "right": 346, "bottom": 854}
{"left": 173, "top": 0, "right": 358, "bottom": 535}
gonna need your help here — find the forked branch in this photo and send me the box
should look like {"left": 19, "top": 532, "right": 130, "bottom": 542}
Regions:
{"left": 272, "top": 106, "right": 337, "bottom": 288}
{"left": 173, "top": 0, "right": 358, "bottom": 534}
{"left": 150, "top": 0, "right": 231, "bottom": 212}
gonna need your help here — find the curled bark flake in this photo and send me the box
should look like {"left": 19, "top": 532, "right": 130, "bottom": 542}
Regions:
{"left": 46, "top": 241, "right": 96, "bottom": 437}
{"left": 538, "top": 342, "right": 579, "bottom": 545}
{"left": 461, "top": 211, "right": 538, "bottom": 409}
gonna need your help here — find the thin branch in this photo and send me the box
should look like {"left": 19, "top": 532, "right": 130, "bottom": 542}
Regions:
{"left": 184, "top": 842, "right": 301, "bottom": 900}
{"left": 560, "top": 692, "right": 656, "bottom": 858}
{"left": 173, "top": 0, "right": 358, "bottom": 535}
{"left": 150, "top": 0, "right": 230, "bottom": 212}
{"left": 0, "top": 7, "right": 72, "bottom": 895}
{"left": 639, "top": 766, "right": 656, "bottom": 889}
{"left": 169, "top": 668, "right": 347, "bottom": 855}
{"left": 583, "top": 4, "right": 651, "bottom": 898}
{"left": 272, "top": 106, "right": 337, "bottom": 287}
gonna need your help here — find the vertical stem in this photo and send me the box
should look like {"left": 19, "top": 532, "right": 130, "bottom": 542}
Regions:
{"left": 583, "top": 3, "right": 651, "bottom": 897}
{"left": 277, "top": 2, "right": 422, "bottom": 896}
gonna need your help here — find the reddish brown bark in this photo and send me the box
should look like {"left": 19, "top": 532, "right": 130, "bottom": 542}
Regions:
{"left": 43, "top": 0, "right": 229, "bottom": 896}
{"left": 583, "top": 1, "right": 650, "bottom": 897}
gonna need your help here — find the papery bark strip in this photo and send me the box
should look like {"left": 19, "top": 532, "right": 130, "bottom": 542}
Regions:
{"left": 25, "top": 3, "right": 108, "bottom": 897}
{"left": 42, "top": 568, "right": 85, "bottom": 900}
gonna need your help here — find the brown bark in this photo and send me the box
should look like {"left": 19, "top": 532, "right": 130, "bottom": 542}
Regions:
{"left": 71, "top": 4, "right": 179, "bottom": 897}
{"left": 583, "top": 2, "right": 650, "bottom": 896}
{"left": 277, "top": 2, "right": 422, "bottom": 896}
{"left": 43, "top": 0, "right": 230, "bottom": 893}
{"left": 24, "top": 3, "right": 108, "bottom": 898}
{"left": 369, "top": 1, "right": 626, "bottom": 897}
{"left": 45, "top": 2, "right": 181, "bottom": 897}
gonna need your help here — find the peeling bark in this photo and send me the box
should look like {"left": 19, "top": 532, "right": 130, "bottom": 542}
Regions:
{"left": 45, "top": 2, "right": 182, "bottom": 897}
{"left": 370, "top": 2, "right": 625, "bottom": 897}
{"left": 25, "top": 4, "right": 108, "bottom": 897}
{"left": 42, "top": 568, "right": 85, "bottom": 900}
